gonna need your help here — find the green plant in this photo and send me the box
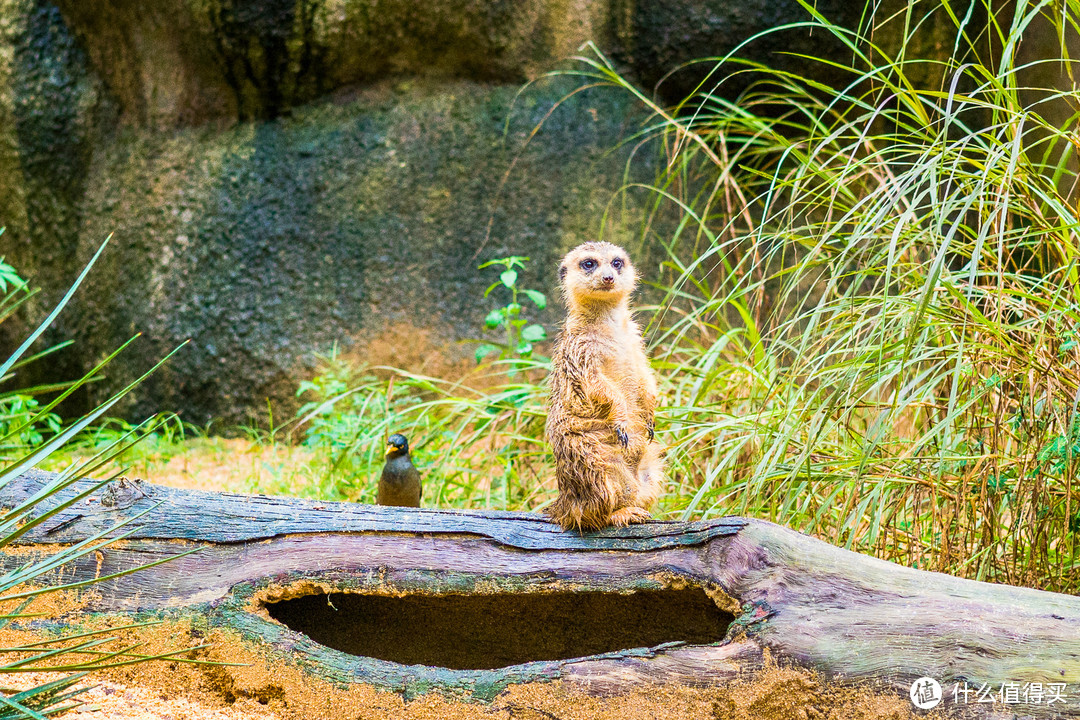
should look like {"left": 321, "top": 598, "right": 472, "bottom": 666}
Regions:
{"left": 0, "top": 396, "right": 61, "bottom": 459}
{"left": 0, "top": 242, "right": 199, "bottom": 717}
{"left": 474, "top": 256, "right": 549, "bottom": 366}
{"left": 555, "top": 0, "right": 1080, "bottom": 590}
{"left": 295, "top": 347, "right": 370, "bottom": 452}
{"left": 0, "top": 252, "right": 26, "bottom": 295}
{"left": 0, "top": 256, "right": 64, "bottom": 462}
{"left": 289, "top": 346, "right": 399, "bottom": 498}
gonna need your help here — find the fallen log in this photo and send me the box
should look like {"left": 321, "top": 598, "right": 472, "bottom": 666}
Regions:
{"left": 2, "top": 468, "right": 1078, "bottom": 717}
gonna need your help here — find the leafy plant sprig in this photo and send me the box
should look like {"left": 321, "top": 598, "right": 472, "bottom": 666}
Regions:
{"left": 474, "top": 256, "right": 549, "bottom": 365}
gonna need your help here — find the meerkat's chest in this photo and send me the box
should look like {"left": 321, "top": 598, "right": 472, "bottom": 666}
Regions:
{"left": 553, "top": 318, "right": 645, "bottom": 386}
{"left": 595, "top": 326, "right": 645, "bottom": 375}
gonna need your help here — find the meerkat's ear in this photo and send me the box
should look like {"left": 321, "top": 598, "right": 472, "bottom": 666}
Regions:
{"left": 559, "top": 263, "right": 568, "bottom": 281}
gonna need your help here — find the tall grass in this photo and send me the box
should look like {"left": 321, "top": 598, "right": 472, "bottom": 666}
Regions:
{"left": 116, "top": 0, "right": 1078, "bottom": 595}
{"left": 0, "top": 243, "right": 199, "bottom": 717}
{"left": 580, "top": 0, "right": 1080, "bottom": 591}
{"left": 285, "top": 350, "right": 551, "bottom": 509}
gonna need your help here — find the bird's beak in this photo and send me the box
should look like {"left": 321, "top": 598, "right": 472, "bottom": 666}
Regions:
{"left": 384, "top": 444, "right": 396, "bottom": 456}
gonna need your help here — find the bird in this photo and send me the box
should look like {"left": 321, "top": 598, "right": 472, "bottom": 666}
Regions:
{"left": 377, "top": 433, "right": 421, "bottom": 507}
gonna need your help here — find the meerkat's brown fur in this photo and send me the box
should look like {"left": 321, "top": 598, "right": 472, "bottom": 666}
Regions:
{"left": 545, "top": 241, "right": 666, "bottom": 530}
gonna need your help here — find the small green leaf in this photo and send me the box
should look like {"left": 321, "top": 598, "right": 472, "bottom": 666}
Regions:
{"left": 0, "top": 260, "right": 26, "bottom": 295}
{"left": 516, "top": 341, "right": 533, "bottom": 357}
{"left": 484, "top": 309, "right": 504, "bottom": 328}
{"left": 521, "top": 323, "right": 547, "bottom": 342}
{"left": 500, "top": 269, "right": 518, "bottom": 288}
{"left": 474, "top": 343, "right": 499, "bottom": 363}
{"left": 506, "top": 303, "right": 521, "bottom": 316}
{"left": 523, "top": 289, "right": 547, "bottom": 309}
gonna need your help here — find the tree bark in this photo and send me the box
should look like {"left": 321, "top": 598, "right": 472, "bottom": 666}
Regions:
{"left": 3, "top": 469, "right": 1078, "bottom": 716}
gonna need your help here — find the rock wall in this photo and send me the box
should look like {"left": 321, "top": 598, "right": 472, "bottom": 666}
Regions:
{"left": 73, "top": 79, "right": 650, "bottom": 423}
{"left": 0, "top": 0, "right": 951, "bottom": 424}
{"left": 53, "top": 0, "right": 612, "bottom": 127}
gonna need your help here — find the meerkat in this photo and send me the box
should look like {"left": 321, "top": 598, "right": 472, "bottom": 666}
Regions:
{"left": 545, "top": 241, "right": 666, "bottom": 530}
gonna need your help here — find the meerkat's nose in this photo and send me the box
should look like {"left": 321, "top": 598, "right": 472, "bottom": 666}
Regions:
{"left": 601, "top": 272, "right": 615, "bottom": 284}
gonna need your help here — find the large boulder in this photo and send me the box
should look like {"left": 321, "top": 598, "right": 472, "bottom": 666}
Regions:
{"left": 71, "top": 78, "right": 652, "bottom": 424}
{"left": 52, "top": 0, "right": 611, "bottom": 127}
{"left": 0, "top": 0, "right": 960, "bottom": 424}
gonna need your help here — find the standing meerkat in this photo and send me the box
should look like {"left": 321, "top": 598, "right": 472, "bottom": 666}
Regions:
{"left": 545, "top": 241, "right": 666, "bottom": 530}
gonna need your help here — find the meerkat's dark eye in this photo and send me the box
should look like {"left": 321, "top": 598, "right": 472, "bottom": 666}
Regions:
{"left": 612, "top": 257, "right": 624, "bottom": 271}
{"left": 580, "top": 259, "right": 597, "bottom": 272}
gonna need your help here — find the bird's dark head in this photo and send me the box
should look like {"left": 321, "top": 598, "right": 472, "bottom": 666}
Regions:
{"left": 385, "top": 433, "right": 410, "bottom": 458}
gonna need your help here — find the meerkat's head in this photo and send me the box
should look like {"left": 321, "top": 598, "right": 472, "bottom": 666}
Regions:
{"left": 558, "top": 241, "right": 636, "bottom": 309}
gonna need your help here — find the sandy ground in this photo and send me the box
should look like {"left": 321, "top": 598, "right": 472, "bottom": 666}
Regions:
{"left": 5, "top": 649, "right": 936, "bottom": 720}
{"left": 7, "top": 674, "right": 278, "bottom": 720}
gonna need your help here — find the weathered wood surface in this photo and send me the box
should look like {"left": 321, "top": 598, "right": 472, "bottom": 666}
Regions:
{"left": 3, "top": 469, "right": 1080, "bottom": 717}
{"left": 6, "top": 469, "right": 743, "bottom": 550}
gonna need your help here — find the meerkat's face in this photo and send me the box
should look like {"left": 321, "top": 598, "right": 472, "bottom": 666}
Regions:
{"left": 558, "top": 241, "right": 636, "bottom": 305}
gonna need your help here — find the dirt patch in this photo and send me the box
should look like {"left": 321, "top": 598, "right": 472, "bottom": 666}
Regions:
{"left": 4, "top": 673, "right": 279, "bottom": 720}
{"left": 708, "top": 654, "right": 930, "bottom": 720}
{"left": 356, "top": 324, "right": 478, "bottom": 383}
{"left": 126, "top": 438, "right": 318, "bottom": 495}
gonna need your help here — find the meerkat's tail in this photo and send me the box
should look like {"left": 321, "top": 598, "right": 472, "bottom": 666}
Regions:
{"left": 631, "top": 440, "right": 667, "bottom": 510}
{"left": 547, "top": 451, "right": 631, "bottom": 531}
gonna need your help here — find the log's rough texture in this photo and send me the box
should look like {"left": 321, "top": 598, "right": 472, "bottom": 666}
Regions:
{"left": 3, "top": 469, "right": 1080, "bottom": 716}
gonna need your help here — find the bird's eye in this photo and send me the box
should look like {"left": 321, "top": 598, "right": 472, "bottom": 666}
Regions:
{"left": 612, "top": 258, "right": 624, "bottom": 270}
{"left": 580, "top": 259, "right": 597, "bottom": 271}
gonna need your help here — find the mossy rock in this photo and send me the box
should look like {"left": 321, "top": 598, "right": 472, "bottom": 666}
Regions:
{"left": 0, "top": 0, "right": 967, "bottom": 424}
{"left": 52, "top": 0, "right": 612, "bottom": 126}
{"left": 69, "top": 78, "right": 654, "bottom": 424}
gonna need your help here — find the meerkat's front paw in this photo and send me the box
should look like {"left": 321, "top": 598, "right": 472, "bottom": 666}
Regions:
{"left": 647, "top": 422, "right": 655, "bottom": 441}
{"left": 614, "top": 424, "right": 630, "bottom": 447}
